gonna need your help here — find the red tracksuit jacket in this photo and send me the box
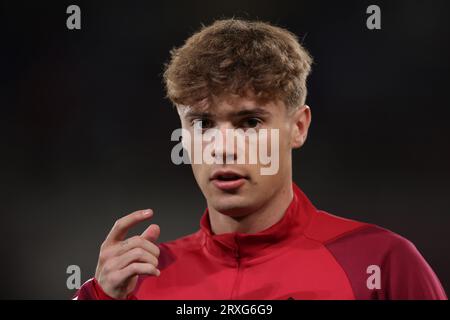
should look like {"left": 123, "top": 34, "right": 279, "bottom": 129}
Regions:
{"left": 74, "top": 183, "right": 447, "bottom": 300}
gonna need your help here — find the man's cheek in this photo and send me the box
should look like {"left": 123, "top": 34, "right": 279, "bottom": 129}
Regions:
{"left": 197, "top": 165, "right": 211, "bottom": 185}
{"left": 257, "top": 128, "right": 280, "bottom": 176}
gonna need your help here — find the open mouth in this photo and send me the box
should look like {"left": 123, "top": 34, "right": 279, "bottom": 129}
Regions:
{"left": 210, "top": 171, "right": 247, "bottom": 191}
{"left": 215, "top": 174, "right": 243, "bottom": 181}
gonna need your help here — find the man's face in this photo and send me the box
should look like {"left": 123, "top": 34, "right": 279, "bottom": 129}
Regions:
{"left": 177, "top": 92, "right": 310, "bottom": 217}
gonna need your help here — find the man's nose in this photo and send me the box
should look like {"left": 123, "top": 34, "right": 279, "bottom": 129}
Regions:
{"left": 210, "top": 124, "right": 237, "bottom": 163}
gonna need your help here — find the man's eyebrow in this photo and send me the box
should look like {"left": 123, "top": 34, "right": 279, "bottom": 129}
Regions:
{"left": 183, "top": 107, "right": 270, "bottom": 119}
{"left": 234, "top": 107, "right": 271, "bottom": 117}
{"left": 184, "top": 110, "right": 211, "bottom": 119}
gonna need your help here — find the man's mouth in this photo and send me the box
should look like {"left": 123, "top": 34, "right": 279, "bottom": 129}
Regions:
{"left": 210, "top": 170, "right": 248, "bottom": 191}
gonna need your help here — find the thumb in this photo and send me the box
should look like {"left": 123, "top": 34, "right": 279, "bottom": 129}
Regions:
{"left": 141, "top": 223, "right": 160, "bottom": 243}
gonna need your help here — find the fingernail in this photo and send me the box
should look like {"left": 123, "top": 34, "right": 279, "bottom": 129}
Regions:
{"left": 156, "top": 269, "right": 161, "bottom": 276}
{"left": 142, "top": 209, "right": 151, "bottom": 216}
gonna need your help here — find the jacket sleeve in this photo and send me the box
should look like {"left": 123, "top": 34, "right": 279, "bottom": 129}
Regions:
{"left": 383, "top": 236, "right": 447, "bottom": 300}
{"left": 72, "top": 278, "right": 137, "bottom": 300}
{"left": 324, "top": 225, "right": 447, "bottom": 300}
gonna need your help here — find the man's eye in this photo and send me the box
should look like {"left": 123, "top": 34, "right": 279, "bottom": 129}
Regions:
{"left": 241, "top": 118, "right": 262, "bottom": 129}
{"left": 192, "top": 119, "right": 213, "bottom": 130}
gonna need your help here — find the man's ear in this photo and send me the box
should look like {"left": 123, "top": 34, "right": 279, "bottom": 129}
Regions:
{"left": 290, "top": 105, "right": 311, "bottom": 149}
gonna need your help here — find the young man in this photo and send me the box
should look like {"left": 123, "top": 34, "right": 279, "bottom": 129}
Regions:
{"left": 74, "top": 19, "right": 447, "bottom": 300}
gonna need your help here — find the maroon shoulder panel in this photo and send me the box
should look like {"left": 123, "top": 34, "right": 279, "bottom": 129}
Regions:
{"left": 324, "top": 225, "right": 447, "bottom": 300}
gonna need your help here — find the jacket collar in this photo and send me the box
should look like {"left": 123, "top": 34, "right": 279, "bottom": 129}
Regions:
{"left": 199, "top": 182, "right": 315, "bottom": 263}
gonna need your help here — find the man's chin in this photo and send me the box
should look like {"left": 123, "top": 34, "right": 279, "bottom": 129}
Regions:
{"left": 209, "top": 196, "right": 254, "bottom": 217}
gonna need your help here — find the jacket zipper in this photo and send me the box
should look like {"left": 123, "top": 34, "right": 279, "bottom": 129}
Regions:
{"left": 230, "top": 248, "right": 242, "bottom": 299}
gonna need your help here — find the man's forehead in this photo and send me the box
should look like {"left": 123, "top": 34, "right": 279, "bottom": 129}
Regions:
{"left": 177, "top": 95, "right": 277, "bottom": 118}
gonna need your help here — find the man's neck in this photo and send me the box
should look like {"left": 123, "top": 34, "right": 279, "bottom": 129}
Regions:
{"left": 208, "top": 181, "right": 294, "bottom": 235}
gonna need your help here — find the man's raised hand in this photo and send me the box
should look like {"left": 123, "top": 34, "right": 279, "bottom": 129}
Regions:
{"left": 94, "top": 209, "right": 161, "bottom": 299}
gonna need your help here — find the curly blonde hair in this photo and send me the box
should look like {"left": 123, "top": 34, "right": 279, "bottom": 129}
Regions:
{"left": 163, "top": 18, "right": 313, "bottom": 109}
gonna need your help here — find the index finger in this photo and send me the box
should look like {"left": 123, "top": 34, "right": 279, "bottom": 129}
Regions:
{"left": 104, "top": 209, "right": 154, "bottom": 245}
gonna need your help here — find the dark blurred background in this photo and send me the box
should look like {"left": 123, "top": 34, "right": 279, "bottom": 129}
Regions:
{"left": 1, "top": 0, "right": 449, "bottom": 299}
